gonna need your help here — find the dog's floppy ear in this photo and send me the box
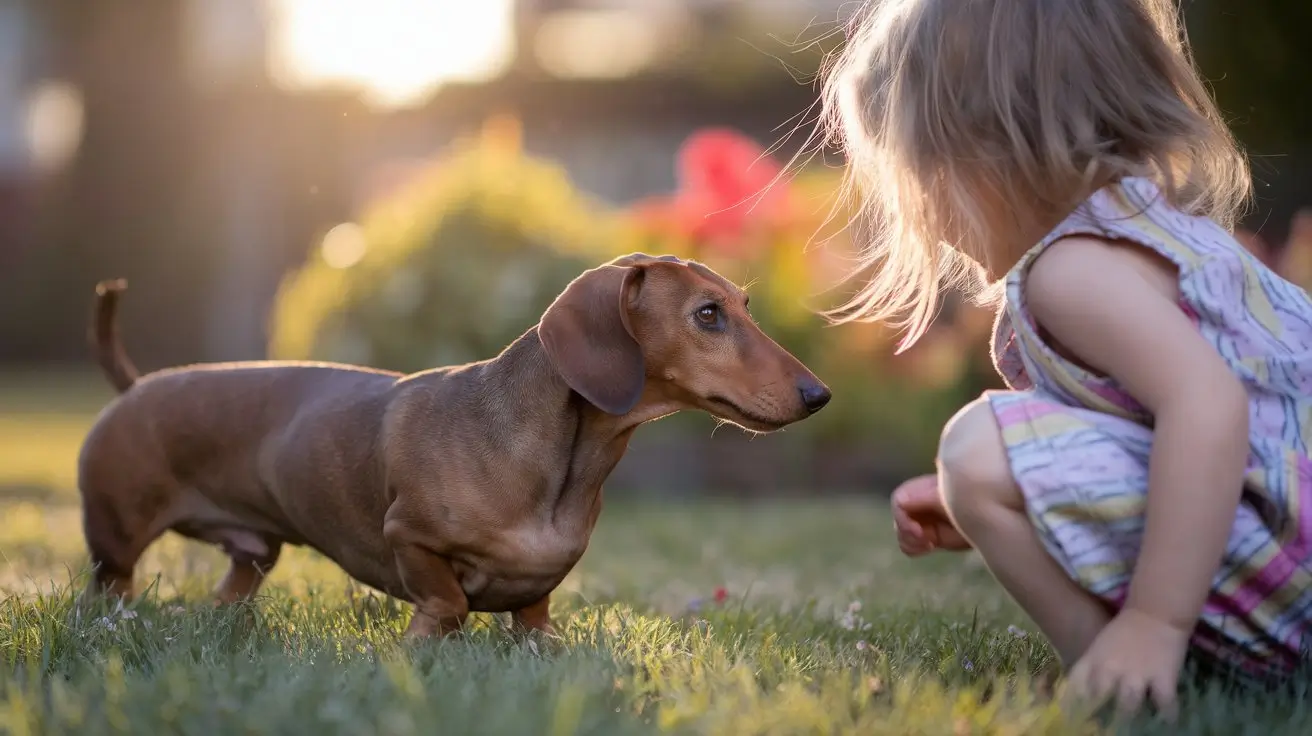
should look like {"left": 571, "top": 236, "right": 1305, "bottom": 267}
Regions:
{"left": 539, "top": 264, "right": 646, "bottom": 415}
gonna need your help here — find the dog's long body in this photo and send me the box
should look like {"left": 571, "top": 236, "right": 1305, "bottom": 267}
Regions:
{"left": 79, "top": 254, "right": 830, "bottom": 636}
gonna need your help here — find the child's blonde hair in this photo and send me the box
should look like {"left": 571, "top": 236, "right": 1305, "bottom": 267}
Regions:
{"left": 821, "top": 0, "right": 1251, "bottom": 349}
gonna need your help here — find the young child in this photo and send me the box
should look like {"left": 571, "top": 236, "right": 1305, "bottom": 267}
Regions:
{"left": 820, "top": 0, "right": 1312, "bottom": 716}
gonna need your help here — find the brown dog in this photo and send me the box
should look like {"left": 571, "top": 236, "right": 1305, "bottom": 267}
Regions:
{"left": 78, "top": 253, "right": 830, "bottom": 637}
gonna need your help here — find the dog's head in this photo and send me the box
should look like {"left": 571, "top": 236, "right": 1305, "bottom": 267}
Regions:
{"left": 538, "top": 253, "right": 830, "bottom": 431}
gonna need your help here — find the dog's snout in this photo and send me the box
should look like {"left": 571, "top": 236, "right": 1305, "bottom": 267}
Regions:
{"left": 798, "top": 379, "right": 831, "bottom": 414}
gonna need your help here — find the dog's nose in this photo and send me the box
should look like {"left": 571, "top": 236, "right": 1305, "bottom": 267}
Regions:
{"left": 798, "top": 380, "right": 832, "bottom": 414}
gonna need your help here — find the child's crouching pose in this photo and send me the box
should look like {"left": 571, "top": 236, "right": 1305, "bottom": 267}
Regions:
{"left": 823, "top": 0, "right": 1312, "bottom": 716}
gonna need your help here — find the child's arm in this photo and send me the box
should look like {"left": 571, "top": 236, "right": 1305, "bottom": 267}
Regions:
{"left": 1026, "top": 236, "right": 1250, "bottom": 635}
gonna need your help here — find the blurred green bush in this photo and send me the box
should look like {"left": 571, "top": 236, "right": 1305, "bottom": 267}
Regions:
{"left": 270, "top": 118, "right": 622, "bottom": 372}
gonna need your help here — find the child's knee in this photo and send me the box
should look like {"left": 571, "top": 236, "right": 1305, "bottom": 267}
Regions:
{"left": 938, "top": 397, "right": 1020, "bottom": 522}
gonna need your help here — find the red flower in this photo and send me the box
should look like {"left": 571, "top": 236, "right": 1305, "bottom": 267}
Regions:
{"left": 631, "top": 128, "right": 791, "bottom": 253}
{"left": 713, "top": 586, "right": 728, "bottom": 604}
{"left": 679, "top": 129, "right": 790, "bottom": 245}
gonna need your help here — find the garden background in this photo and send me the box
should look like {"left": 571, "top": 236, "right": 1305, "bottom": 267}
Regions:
{"left": 1, "top": 2, "right": 1311, "bottom": 733}
{"left": 3, "top": 0, "right": 1308, "bottom": 500}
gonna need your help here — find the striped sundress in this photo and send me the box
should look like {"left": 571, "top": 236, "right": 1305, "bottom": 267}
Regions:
{"left": 988, "top": 176, "right": 1312, "bottom": 679}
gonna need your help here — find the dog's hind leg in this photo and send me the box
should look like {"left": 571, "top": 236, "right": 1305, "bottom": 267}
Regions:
{"left": 78, "top": 418, "right": 180, "bottom": 602}
{"left": 212, "top": 533, "right": 282, "bottom": 604}
{"left": 80, "top": 487, "right": 173, "bottom": 601}
{"left": 511, "top": 595, "right": 557, "bottom": 636}
{"left": 83, "top": 515, "right": 138, "bottom": 599}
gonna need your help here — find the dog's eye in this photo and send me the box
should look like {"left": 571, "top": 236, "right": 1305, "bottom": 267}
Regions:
{"left": 694, "top": 304, "right": 721, "bottom": 327}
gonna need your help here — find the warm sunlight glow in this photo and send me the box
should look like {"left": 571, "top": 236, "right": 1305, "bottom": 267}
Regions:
{"left": 320, "top": 222, "right": 367, "bottom": 269}
{"left": 24, "top": 80, "right": 84, "bottom": 174}
{"left": 267, "top": 0, "right": 514, "bottom": 109}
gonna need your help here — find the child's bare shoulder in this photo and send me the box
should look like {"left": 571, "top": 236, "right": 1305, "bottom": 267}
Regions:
{"left": 1028, "top": 235, "right": 1179, "bottom": 309}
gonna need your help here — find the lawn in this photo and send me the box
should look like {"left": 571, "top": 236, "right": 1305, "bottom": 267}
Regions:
{"left": 0, "top": 373, "right": 1306, "bottom": 734}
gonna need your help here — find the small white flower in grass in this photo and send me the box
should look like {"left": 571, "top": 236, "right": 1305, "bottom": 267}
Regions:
{"left": 1007, "top": 625, "right": 1027, "bottom": 638}
{"left": 856, "top": 640, "right": 868, "bottom": 651}
{"left": 839, "top": 601, "right": 868, "bottom": 632}
{"left": 109, "top": 599, "right": 136, "bottom": 621}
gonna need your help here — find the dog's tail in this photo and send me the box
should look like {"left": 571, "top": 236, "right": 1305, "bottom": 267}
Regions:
{"left": 91, "top": 279, "right": 140, "bottom": 393}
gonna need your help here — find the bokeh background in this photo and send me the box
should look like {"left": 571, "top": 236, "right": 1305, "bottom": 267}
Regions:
{"left": 1, "top": 0, "right": 1309, "bottom": 501}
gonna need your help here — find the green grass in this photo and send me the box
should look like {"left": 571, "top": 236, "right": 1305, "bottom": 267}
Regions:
{"left": 1, "top": 373, "right": 1307, "bottom": 734}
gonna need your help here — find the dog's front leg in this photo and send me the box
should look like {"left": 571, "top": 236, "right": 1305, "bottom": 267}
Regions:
{"left": 383, "top": 519, "right": 468, "bottom": 639}
{"left": 510, "top": 595, "right": 557, "bottom": 637}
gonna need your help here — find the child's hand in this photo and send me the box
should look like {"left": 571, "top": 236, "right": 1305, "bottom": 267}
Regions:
{"left": 890, "top": 473, "right": 971, "bottom": 556}
{"left": 1063, "top": 607, "right": 1190, "bottom": 720}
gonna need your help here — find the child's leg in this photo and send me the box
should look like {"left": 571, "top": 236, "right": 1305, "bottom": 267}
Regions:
{"left": 937, "top": 397, "right": 1112, "bottom": 667}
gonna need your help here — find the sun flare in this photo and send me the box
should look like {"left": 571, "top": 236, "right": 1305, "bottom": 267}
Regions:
{"left": 267, "top": 0, "right": 514, "bottom": 108}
